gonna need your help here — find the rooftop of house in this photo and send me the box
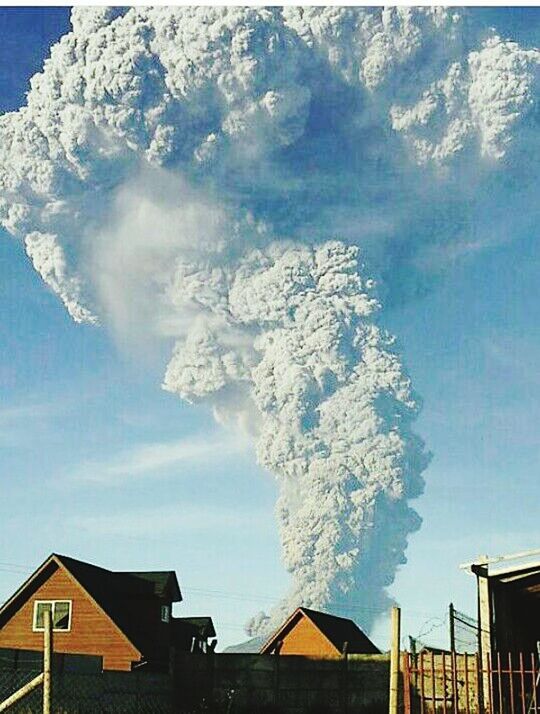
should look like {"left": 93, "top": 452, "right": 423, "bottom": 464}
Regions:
{"left": 261, "top": 606, "right": 380, "bottom": 655}
{"left": 53, "top": 554, "right": 182, "bottom": 602}
{"left": 0, "top": 553, "right": 182, "bottom": 655}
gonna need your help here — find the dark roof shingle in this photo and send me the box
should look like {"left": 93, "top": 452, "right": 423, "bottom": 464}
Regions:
{"left": 300, "top": 608, "right": 380, "bottom": 654}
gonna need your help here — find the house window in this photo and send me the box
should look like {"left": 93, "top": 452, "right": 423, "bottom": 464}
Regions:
{"left": 160, "top": 605, "right": 170, "bottom": 623}
{"left": 33, "top": 600, "right": 72, "bottom": 632}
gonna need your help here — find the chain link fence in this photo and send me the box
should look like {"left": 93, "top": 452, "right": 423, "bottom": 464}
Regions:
{"left": 450, "top": 605, "right": 479, "bottom": 653}
{"left": 0, "top": 669, "right": 174, "bottom": 713}
{"left": 0, "top": 668, "right": 43, "bottom": 712}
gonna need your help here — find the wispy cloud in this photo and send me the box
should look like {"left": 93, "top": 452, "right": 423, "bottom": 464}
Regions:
{"left": 0, "top": 400, "right": 66, "bottom": 448}
{"left": 68, "top": 432, "right": 250, "bottom": 485}
{"left": 68, "top": 502, "right": 271, "bottom": 538}
{"left": 0, "top": 401, "right": 60, "bottom": 426}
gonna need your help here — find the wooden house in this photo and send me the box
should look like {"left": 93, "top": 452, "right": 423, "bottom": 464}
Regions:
{"left": 259, "top": 607, "right": 380, "bottom": 658}
{"left": 0, "top": 553, "right": 215, "bottom": 671}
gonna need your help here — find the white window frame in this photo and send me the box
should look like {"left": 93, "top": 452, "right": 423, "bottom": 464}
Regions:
{"left": 160, "top": 605, "right": 170, "bottom": 623}
{"left": 32, "top": 600, "right": 73, "bottom": 633}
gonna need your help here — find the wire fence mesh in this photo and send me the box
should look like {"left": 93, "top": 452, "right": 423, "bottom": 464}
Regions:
{"left": 0, "top": 669, "right": 174, "bottom": 713}
{"left": 0, "top": 668, "right": 43, "bottom": 711}
{"left": 452, "top": 608, "right": 479, "bottom": 654}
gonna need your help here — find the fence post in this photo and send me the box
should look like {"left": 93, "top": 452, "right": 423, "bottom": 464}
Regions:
{"left": 449, "top": 603, "right": 456, "bottom": 653}
{"left": 43, "top": 608, "right": 52, "bottom": 714}
{"left": 474, "top": 565, "right": 492, "bottom": 713}
{"left": 403, "top": 653, "right": 411, "bottom": 714}
{"left": 274, "top": 652, "right": 280, "bottom": 707}
{"left": 342, "top": 642, "right": 349, "bottom": 714}
{"left": 389, "top": 606, "right": 401, "bottom": 714}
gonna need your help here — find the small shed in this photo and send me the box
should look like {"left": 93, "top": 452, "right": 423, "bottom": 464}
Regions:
{"left": 464, "top": 549, "right": 540, "bottom": 657}
{"left": 260, "top": 607, "right": 380, "bottom": 658}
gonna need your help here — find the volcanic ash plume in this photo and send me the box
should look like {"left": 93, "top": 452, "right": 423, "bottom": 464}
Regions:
{"left": 1, "top": 7, "right": 539, "bottom": 633}
{"left": 162, "top": 241, "right": 429, "bottom": 632}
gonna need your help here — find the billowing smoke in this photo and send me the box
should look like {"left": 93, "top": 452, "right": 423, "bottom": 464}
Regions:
{"left": 1, "top": 7, "right": 539, "bottom": 634}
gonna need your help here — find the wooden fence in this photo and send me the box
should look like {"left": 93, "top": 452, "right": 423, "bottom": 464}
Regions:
{"left": 174, "top": 652, "right": 390, "bottom": 713}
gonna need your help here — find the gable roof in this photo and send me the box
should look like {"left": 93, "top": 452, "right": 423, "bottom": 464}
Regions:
{"left": 260, "top": 607, "right": 380, "bottom": 656}
{"left": 0, "top": 553, "right": 182, "bottom": 657}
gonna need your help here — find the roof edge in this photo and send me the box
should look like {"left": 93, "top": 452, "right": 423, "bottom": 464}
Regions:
{"left": 53, "top": 554, "right": 143, "bottom": 660}
{"left": 0, "top": 553, "right": 142, "bottom": 662}
{"left": 259, "top": 607, "right": 341, "bottom": 656}
{"left": 0, "top": 553, "right": 58, "bottom": 622}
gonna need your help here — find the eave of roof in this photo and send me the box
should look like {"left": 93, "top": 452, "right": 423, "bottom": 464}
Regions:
{"left": 488, "top": 561, "right": 540, "bottom": 580}
{"left": 0, "top": 553, "right": 55, "bottom": 626}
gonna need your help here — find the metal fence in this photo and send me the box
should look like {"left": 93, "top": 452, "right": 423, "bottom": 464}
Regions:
{"left": 402, "top": 651, "right": 540, "bottom": 714}
{"left": 449, "top": 605, "right": 479, "bottom": 654}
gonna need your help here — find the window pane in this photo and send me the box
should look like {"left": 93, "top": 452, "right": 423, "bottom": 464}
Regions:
{"left": 53, "top": 602, "right": 70, "bottom": 630}
{"left": 35, "top": 602, "right": 51, "bottom": 629}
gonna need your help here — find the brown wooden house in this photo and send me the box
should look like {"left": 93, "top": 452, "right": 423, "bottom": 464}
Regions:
{"left": 0, "top": 553, "right": 214, "bottom": 671}
{"left": 260, "top": 607, "right": 380, "bottom": 658}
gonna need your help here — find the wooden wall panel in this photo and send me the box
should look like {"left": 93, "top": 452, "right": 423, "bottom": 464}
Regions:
{"left": 279, "top": 616, "right": 338, "bottom": 657}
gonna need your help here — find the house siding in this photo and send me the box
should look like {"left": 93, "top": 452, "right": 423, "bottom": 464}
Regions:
{"left": 0, "top": 565, "right": 140, "bottom": 671}
{"left": 277, "top": 616, "right": 338, "bottom": 657}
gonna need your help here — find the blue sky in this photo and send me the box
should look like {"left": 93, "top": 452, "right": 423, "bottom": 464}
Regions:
{"left": 1, "top": 7, "right": 540, "bottom": 651}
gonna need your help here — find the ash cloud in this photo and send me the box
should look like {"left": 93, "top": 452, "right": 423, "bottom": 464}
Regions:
{"left": 1, "top": 7, "right": 539, "bottom": 634}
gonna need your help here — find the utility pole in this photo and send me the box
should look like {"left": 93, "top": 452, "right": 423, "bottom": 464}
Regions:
{"left": 389, "top": 606, "right": 401, "bottom": 714}
{"left": 449, "top": 603, "right": 455, "bottom": 652}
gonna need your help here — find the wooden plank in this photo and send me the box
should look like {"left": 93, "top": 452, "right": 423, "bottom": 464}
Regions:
{"left": 475, "top": 566, "right": 492, "bottom": 711}
{"left": 389, "top": 607, "right": 401, "bottom": 714}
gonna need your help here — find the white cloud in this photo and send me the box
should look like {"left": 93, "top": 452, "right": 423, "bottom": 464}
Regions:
{"left": 69, "top": 433, "right": 250, "bottom": 485}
